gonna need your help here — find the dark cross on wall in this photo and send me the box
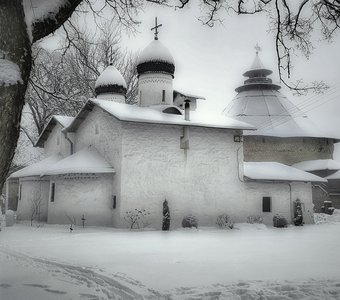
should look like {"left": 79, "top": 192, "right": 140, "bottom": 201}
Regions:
{"left": 81, "top": 214, "right": 86, "bottom": 228}
{"left": 151, "top": 17, "right": 162, "bottom": 40}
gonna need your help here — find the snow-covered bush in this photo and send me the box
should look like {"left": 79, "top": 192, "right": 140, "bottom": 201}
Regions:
{"left": 293, "top": 199, "right": 303, "bottom": 226}
{"left": 216, "top": 214, "right": 234, "bottom": 229}
{"left": 246, "top": 215, "right": 263, "bottom": 224}
{"left": 124, "top": 209, "right": 151, "bottom": 230}
{"left": 5, "top": 210, "right": 16, "bottom": 227}
{"left": 273, "top": 214, "right": 288, "bottom": 228}
{"left": 182, "top": 215, "right": 198, "bottom": 228}
{"left": 314, "top": 209, "right": 340, "bottom": 224}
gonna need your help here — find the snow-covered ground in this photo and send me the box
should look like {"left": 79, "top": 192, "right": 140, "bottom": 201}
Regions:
{"left": 1, "top": 218, "right": 340, "bottom": 299}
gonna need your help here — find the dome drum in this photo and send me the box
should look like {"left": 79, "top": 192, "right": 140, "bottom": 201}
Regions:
{"left": 95, "top": 84, "right": 127, "bottom": 97}
{"left": 137, "top": 61, "right": 175, "bottom": 77}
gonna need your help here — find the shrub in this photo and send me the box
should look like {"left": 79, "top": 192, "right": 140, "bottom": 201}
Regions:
{"left": 293, "top": 199, "right": 303, "bottom": 226}
{"left": 124, "top": 209, "right": 151, "bottom": 230}
{"left": 246, "top": 215, "right": 263, "bottom": 224}
{"left": 216, "top": 214, "right": 234, "bottom": 229}
{"left": 273, "top": 214, "right": 288, "bottom": 228}
{"left": 182, "top": 214, "right": 198, "bottom": 228}
{"left": 162, "top": 199, "right": 170, "bottom": 231}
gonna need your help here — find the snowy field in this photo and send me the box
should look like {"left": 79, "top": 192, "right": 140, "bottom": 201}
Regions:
{"left": 1, "top": 216, "right": 340, "bottom": 299}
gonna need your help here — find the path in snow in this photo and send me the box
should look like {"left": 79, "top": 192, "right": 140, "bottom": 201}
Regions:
{"left": 0, "top": 247, "right": 162, "bottom": 300}
{"left": 1, "top": 247, "right": 340, "bottom": 299}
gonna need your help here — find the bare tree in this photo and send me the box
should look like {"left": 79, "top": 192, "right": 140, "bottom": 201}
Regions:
{"left": 27, "top": 20, "right": 138, "bottom": 135}
{"left": 30, "top": 196, "right": 44, "bottom": 226}
{"left": 0, "top": 0, "right": 339, "bottom": 192}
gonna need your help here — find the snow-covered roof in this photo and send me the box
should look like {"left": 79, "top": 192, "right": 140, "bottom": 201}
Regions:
{"left": 68, "top": 99, "right": 255, "bottom": 132}
{"left": 95, "top": 65, "right": 127, "bottom": 89}
{"left": 244, "top": 162, "right": 327, "bottom": 182}
{"left": 43, "top": 147, "right": 114, "bottom": 176}
{"left": 173, "top": 89, "right": 206, "bottom": 100}
{"left": 243, "top": 53, "right": 272, "bottom": 77}
{"left": 9, "top": 154, "right": 62, "bottom": 179}
{"left": 225, "top": 89, "right": 337, "bottom": 139}
{"left": 138, "top": 40, "right": 175, "bottom": 65}
{"left": 325, "top": 170, "right": 340, "bottom": 180}
{"left": 35, "top": 115, "right": 74, "bottom": 148}
{"left": 292, "top": 159, "right": 340, "bottom": 172}
{"left": 53, "top": 116, "right": 74, "bottom": 128}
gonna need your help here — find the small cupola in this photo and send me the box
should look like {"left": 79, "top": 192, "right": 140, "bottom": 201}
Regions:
{"left": 95, "top": 64, "right": 127, "bottom": 103}
{"left": 137, "top": 18, "right": 175, "bottom": 107}
{"left": 235, "top": 44, "right": 280, "bottom": 93}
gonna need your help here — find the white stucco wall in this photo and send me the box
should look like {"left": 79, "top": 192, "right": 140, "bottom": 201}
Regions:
{"left": 44, "top": 124, "right": 71, "bottom": 157}
{"left": 243, "top": 181, "right": 313, "bottom": 225}
{"left": 117, "top": 123, "right": 246, "bottom": 228}
{"left": 74, "top": 106, "right": 122, "bottom": 226}
{"left": 16, "top": 177, "right": 50, "bottom": 222}
{"left": 47, "top": 174, "right": 114, "bottom": 226}
{"left": 138, "top": 73, "right": 173, "bottom": 106}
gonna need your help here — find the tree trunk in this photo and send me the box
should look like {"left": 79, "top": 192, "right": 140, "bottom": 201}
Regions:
{"left": 0, "top": 0, "right": 32, "bottom": 193}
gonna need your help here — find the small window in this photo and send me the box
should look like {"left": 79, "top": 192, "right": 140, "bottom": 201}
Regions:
{"left": 262, "top": 197, "right": 271, "bottom": 212}
{"left": 18, "top": 184, "right": 22, "bottom": 201}
{"left": 162, "top": 90, "right": 165, "bottom": 102}
{"left": 50, "top": 182, "right": 55, "bottom": 202}
{"left": 112, "top": 195, "right": 117, "bottom": 209}
{"left": 95, "top": 124, "right": 99, "bottom": 135}
{"left": 57, "top": 136, "right": 60, "bottom": 145}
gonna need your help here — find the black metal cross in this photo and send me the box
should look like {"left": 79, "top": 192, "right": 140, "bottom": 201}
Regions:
{"left": 151, "top": 17, "right": 162, "bottom": 40}
{"left": 255, "top": 43, "right": 262, "bottom": 54}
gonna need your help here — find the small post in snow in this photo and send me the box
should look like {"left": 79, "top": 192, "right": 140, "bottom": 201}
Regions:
{"left": 81, "top": 214, "right": 86, "bottom": 228}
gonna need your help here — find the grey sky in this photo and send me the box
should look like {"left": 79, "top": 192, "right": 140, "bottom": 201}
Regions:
{"left": 42, "top": 2, "right": 340, "bottom": 134}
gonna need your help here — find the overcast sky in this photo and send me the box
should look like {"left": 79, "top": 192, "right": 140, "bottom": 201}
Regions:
{"left": 41, "top": 2, "right": 340, "bottom": 136}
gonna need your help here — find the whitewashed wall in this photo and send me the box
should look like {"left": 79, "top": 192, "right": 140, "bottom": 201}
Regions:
{"left": 117, "top": 123, "right": 245, "bottom": 228}
{"left": 16, "top": 178, "right": 50, "bottom": 222}
{"left": 44, "top": 124, "right": 71, "bottom": 157}
{"left": 47, "top": 174, "right": 114, "bottom": 226}
{"left": 243, "top": 181, "right": 313, "bottom": 225}
{"left": 74, "top": 107, "right": 122, "bottom": 226}
{"left": 138, "top": 73, "right": 173, "bottom": 106}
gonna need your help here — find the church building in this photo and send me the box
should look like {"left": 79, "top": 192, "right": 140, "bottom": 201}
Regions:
{"left": 225, "top": 46, "right": 340, "bottom": 212}
{"left": 6, "top": 23, "right": 327, "bottom": 228}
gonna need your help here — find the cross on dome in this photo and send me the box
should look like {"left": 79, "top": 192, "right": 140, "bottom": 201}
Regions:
{"left": 109, "top": 46, "right": 114, "bottom": 66}
{"left": 255, "top": 43, "right": 262, "bottom": 54}
{"left": 151, "top": 17, "right": 162, "bottom": 40}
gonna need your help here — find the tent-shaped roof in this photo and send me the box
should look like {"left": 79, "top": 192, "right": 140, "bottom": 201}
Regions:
{"left": 244, "top": 162, "right": 327, "bottom": 182}
{"left": 225, "top": 51, "right": 337, "bottom": 139}
{"left": 292, "top": 159, "right": 340, "bottom": 172}
{"left": 43, "top": 147, "right": 114, "bottom": 176}
{"left": 68, "top": 99, "right": 255, "bottom": 132}
{"left": 9, "top": 154, "right": 62, "bottom": 179}
{"left": 35, "top": 115, "right": 74, "bottom": 148}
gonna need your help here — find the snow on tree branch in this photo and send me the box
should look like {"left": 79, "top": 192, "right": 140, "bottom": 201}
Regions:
{"left": 23, "top": 0, "right": 82, "bottom": 42}
{"left": 0, "top": 54, "right": 23, "bottom": 86}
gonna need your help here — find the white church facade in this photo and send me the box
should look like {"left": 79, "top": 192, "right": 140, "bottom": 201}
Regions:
{"left": 6, "top": 27, "right": 328, "bottom": 228}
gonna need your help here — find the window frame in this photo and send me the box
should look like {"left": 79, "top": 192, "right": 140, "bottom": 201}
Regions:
{"left": 262, "top": 196, "right": 271, "bottom": 212}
